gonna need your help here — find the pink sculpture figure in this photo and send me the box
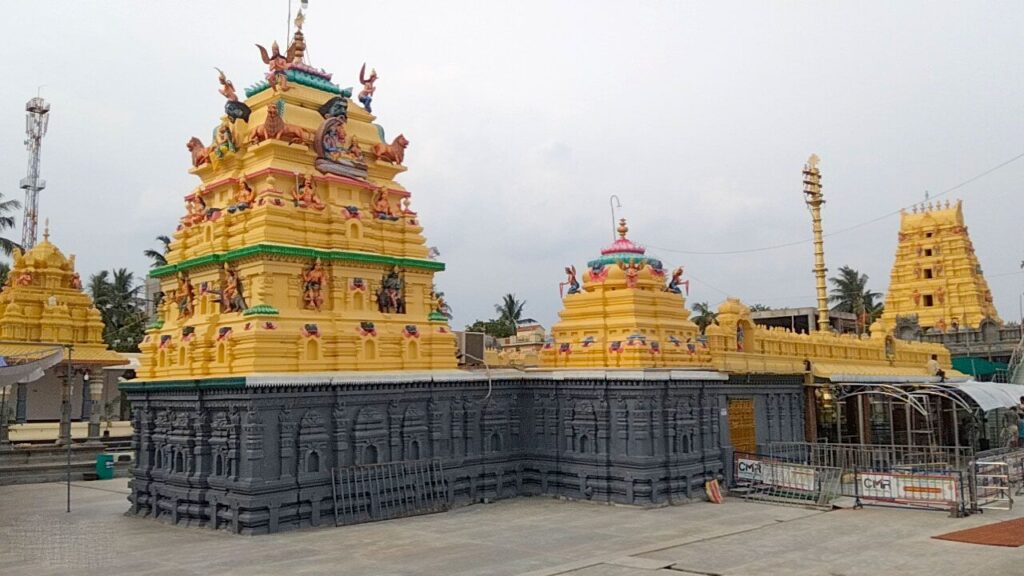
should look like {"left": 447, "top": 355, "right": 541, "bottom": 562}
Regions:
{"left": 292, "top": 173, "right": 326, "bottom": 210}
{"left": 256, "top": 42, "right": 297, "bottom": 92}
{"left": 618, "top": 259, "right": 646, "bottom": 289}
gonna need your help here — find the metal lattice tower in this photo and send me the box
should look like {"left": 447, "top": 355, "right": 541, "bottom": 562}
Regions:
{"left": 19, "top": 97, "right": 50, "bottom": 251}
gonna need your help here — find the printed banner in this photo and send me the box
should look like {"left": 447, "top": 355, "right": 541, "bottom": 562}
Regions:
{"left": 857, "top": 472, "right": 959, "bottom": 505}
{"left": 736, "top": 456, "right": 817, "bottom": 492}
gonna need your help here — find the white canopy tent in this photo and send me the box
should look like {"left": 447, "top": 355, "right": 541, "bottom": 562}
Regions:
{"left": 954, "top": 380, "right": 1024, "bottom": 413}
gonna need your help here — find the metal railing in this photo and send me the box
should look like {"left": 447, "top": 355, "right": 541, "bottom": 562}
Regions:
{"left": 331, "top": 458, "right": 449, "bottom": 526}
{"left": 769, "top": 442, "right": 974, "bottom": 474}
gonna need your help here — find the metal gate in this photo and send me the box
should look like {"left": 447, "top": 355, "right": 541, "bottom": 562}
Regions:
{"left": 331, "top": 459, "right": 449, "bottom": 526}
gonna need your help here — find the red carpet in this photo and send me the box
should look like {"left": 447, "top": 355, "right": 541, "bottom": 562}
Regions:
{"left": 932, "top": 517, "right": 1024, "bottom": 547}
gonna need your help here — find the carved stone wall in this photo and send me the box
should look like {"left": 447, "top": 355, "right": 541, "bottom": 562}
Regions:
{"left": 122, "top": 372, "right": 804, "bottom": 534}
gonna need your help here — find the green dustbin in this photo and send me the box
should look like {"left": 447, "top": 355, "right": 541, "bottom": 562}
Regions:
{"left": 96, "top": 453, "right": 115, "bottom": 480}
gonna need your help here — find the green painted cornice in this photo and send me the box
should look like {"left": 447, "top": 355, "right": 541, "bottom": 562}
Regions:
{"left": 150, "top": 243, "right": 445, "bottom": 278}
{"left": 118, "top": 377, "right": 246, "bottom": 392}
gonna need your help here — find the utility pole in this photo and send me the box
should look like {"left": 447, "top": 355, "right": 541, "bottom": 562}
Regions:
{"left": 20, "top": 96, "right": 50, "bottom": 251}
{"left": 803, "top": 154, "right": 829, "bottom": 331}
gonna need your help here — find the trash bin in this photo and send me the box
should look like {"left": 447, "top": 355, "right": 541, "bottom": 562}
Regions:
{"left": 96, "top": 453, "right": 115, "bottom": 480}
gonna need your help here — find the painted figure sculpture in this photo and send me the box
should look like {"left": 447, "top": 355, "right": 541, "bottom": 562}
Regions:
{"left": 358, "top": 63, "right": 378, "bottom": 113}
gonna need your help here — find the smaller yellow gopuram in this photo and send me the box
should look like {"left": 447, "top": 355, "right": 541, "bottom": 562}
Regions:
{"left": 541, "top": 220, "right": 954, "bottom": 377}
{"left": 878, "top": 200, "right": 1001, "bottom": 331}
{"left": 541, "top": 220, "right": 704, "bottom": 369}
{"left": 0, "top": 227, "right": 125, "bottom": 365}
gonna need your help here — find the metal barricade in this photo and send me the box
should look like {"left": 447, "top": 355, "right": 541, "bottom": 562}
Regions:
{"left": 733, "top": 451, "right": 841, "bottom": 509}
{"left": 853, "top": 468, "right": 967, "bottom": 516}
{"left": 331, "top": 458, "right": 449, "bottom": 526}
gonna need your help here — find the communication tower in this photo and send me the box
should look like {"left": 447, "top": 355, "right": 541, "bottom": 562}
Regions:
{"left": 20, "top": 97, "right": 50, "bottom": 250}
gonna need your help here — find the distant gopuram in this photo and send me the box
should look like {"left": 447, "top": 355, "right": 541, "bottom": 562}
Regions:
{"left": 878, "top": 200, "right": 1001, "bottom": 333}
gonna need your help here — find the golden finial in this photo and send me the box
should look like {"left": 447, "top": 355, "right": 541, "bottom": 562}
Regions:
{"left": 43, "top": 219, "right": 49, "bottom": 241}
{"left": 617, "top": 218, "right": 629, "bottom": 239}
{"left": 294, "top": 9, "right": 305, "bottom": 31}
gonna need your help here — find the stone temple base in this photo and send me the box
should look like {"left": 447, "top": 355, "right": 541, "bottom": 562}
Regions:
{"left": 120, "top": 370, "right": 805, "bottom": 534}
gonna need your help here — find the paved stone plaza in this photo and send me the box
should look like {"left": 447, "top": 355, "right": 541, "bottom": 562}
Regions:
{"left": 0, "top": 479, "right": 1021, "bottom": 575}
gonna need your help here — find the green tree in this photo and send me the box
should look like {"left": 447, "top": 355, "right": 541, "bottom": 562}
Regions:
{"left": 691, "top": 302, "right": 718, "bottom": 334}
{"left": 749, "top": 303, "right": 772, "bottom": 311}
{"left": 143, "top": 235, "right": 172, "bottom": 268}
{"left": 0, "top": 261, "right": 9, "bottom": 288}
{"left": 0, "top": 191, "right": 21, "bottom": 256}
{"left": 494, "top": 293, "right": 526, "bottom": 328}
{"left": 465, "top": 319, "right": 515, "bottom": 338}
{"left": 828, "top": 265, "right": 884, "bottom": 331}
{"left": 89, "top": 268, "right": 148, "bottom": 352}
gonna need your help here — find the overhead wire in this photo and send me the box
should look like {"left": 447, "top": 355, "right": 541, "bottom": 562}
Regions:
{"left": 648, "top": 150, "right": 1024, "bottom": 256}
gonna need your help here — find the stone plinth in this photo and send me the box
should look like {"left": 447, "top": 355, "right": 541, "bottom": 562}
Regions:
{"left": 120, "top": 370, "right": 805, "bottom": 534}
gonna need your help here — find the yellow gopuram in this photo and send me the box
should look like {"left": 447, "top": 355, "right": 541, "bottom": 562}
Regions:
{"left": 877, "top": 199, "right": 1001, "bottom": 331}
{"left": 137, "top": 21, "right": 455, "bottom": 380}
{"left": 540, "top": 221, "right": 954, "bottom": 378}
{"left": 0, "top": 227, "right": 125, "bottom": 366}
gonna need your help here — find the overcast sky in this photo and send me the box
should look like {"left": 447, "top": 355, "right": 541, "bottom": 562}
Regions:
{"left": 1, "top": 1, "right": 1022, "bottom": 329}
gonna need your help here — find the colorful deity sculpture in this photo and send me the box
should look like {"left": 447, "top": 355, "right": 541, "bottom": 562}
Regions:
{"left": 15, "top": 270, "right": 32, "bottom": 286}
{"left": 70, "top": 272, "right": 82, "bottom": 290}
{"left": 358, "top": 63, "right": 378, "bottom": 113}
{"left": 216, "top": 67, "right": 252, "bottom": 123}
{"left": 219, "top": 264, "right": 247, "bottom": 313}
{"left": 176, "top": 272, "right": 195, "bottom": 320}
{"left": 372, "top": 187, "right": 395, "bottom": 219}
{"left": 181, "top": 196, "right": 207, "bottom": 227}
{"left": 228, "top": 179, "right": 255, "bottom": 212}
{"left": 209, "top": 121, "right": 237, "bottom": 166}
{"left": 302, "top": 259, "right": 326, "bottom": 311}
{"left": 293, "top": 173, "right": 326, "bottom": 210}
{"left": 256, "top": 41, "right": 297, "bottom": 92}
{"left": 562, "top": 265, "right": 580, "bottom": 296}
{"left": 666, "top": 266, "right": 688, "bottom": 294}
{"left": 619, "top": 259, "right": 646, "bottom": 289}
{"left": 377, "top": 269, "right": 405, "bottom": 314}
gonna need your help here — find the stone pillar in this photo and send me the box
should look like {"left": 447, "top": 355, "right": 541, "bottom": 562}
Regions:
{"left": 15, "top": 382, "right": 27, "bottom": 424}
{"left": 87, "top": 377, "right": 103, "bottom": 445}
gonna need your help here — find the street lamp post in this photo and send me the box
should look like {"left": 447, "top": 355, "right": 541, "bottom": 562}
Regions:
{"left": 0, "top": 383, "right": 10, "bottom": 447}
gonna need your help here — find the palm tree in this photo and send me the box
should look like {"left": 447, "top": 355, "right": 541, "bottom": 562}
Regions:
{"left": 0, "top": 192, "right": 21, "bottom": 256}
{"left": 691, "top": 302, "right": 718, "bottom": 334}
{"left": 144, "top": 235, "right": 172, "bottom": 268}
{"left": 494, "top": 293, "right": 526, "bottom": 329}
{"left": 0, "top": 262, "right": 9, "bottom": 288}
{"left": 89, "top": 268, "right": 147, "bottom": 352}
{"left": 828, "top": 265, "right": 883, "bottom": 332}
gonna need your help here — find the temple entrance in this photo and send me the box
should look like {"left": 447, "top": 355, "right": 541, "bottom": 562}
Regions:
{"left": 728, "top": 398, "right": 757, "bottom": 454}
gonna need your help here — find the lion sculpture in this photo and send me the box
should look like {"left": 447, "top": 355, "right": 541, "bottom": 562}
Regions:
{"left": 249, "top": 104, "right": 311, "bottom": 146}
{"left": 372, "top": 134, "right": 409, "bottom": 165}
{"left": 187, "top": 137, "right": 211, "bottom": 167}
